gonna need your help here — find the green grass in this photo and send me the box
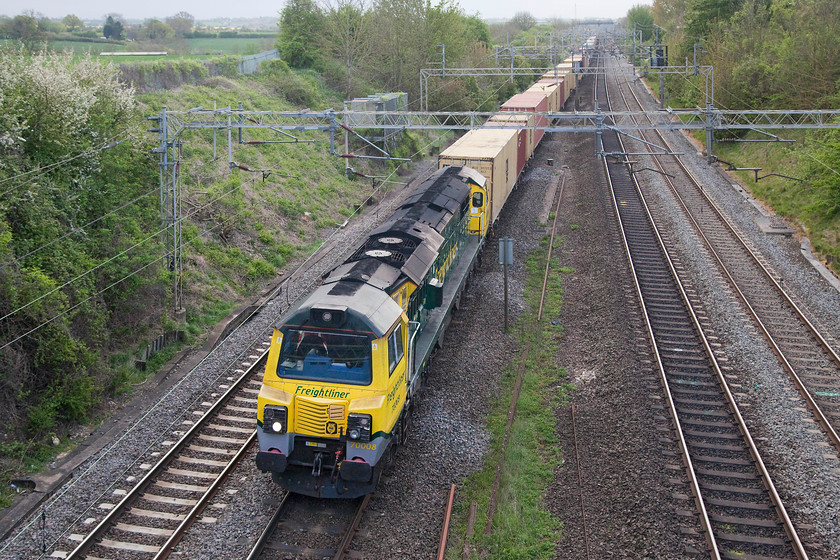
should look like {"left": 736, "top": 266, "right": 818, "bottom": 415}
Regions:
{"left": 50, "top": 36, "right": 275, "bottom": 60}
{"left": 711, "top": 129, "right": 840, "bottom": 273}
{"left": 449, "top": 236, "right": 573, "bottom": 559}
{"left": 185, "top": 37, "right": 275, "bottom": 55}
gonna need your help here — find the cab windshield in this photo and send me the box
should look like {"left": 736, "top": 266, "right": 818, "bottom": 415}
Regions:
{"left": 277, "top": 328, "right": 372, "bottom": 385}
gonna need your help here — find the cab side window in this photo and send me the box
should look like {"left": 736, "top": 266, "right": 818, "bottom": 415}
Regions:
{"left": 388, "top": 326, "right": 404, "bottom": 375}
{"left": 472, "top": 192, "right": 483, "bottom": 207}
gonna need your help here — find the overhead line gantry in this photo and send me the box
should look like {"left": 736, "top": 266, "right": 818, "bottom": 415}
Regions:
{"left": 149, "top": 63, "right": 840, "bottom": 315}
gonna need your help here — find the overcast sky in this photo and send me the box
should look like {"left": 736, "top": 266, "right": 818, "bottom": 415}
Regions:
{"left": 1, "top": 0, "right": 647, "bottom": 22}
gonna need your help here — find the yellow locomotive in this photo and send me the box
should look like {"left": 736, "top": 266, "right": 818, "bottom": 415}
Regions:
{"left": 255, "top": 39, "right": 589, "bottom": 498}
{"left": 256, "top": 166, "right": 488, "bottom": 497}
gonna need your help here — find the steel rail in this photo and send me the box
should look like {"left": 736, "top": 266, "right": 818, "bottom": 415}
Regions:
{"left": 538, "top": 171, "right": 567, "bottom": 321}
{"left": 609, "top": 54, "right": 808, "bottom": 559}
{"left": 64, "top": 349, "right": 269, "bottom": 559}
{"left": 154, "top": 431, "right": 257, "bottom": 559}
{"left": 600, "top": 53, "right": 722, "bottom": 560}
{"left": 621, "top": 81, "right": 840, "bottom": 456}
{"left": 333, "top": 493, "right": 371, "bottom": 560}
{"left": 570, "top": 405, "right": 591, "bottom": 560}
{"left": 436, "top": 484, "right": 456, "bottom": 560}
{"left": 245, "top": 493, "right": 291, "bottom": 560}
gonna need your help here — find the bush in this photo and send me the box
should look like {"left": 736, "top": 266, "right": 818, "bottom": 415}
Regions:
{"left": 261, "top": 59, "right": 323, "bottom": 107}
{"left": 247, "top": 258, "right": 275, "bottom": 280}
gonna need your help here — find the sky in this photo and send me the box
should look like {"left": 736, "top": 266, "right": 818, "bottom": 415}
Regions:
{"left": 0, "top": 0, "right": 648, "bottom": 23}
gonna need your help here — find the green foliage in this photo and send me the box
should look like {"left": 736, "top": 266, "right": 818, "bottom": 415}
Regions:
{"left": 463, "top": 15, "right": 491, "bottom": 46}
{"left": 650, "top": 0, "right": 840, "bottom": 271}
{"left": 0, "top": 49, "right": 162, "bottom": 452}
{"left": 62, "top": 15, "right": 85, "bottom": 33}
{"left": 262, "top": 59, "right": 325, "bottom": 107}
{"left": 2, "top": 15, "right": 46, "bottom": 50}
{"left": 627, "top": 4, "right": 656, "bottom": 41}
{"left": 141, "top": 19, "right": 175, "bottom": 42}
{"left": 803, "top": 134, "right": 840, "bottom": 218}
{"left": 103, "top": 16, "right": 124, "bottom": 40}
{"left": 655, "top": 0, "right": 840, "bottom": 109}
{"left": 247, "top": 258, "right": 276, "bottom": 279}
{"left": 713, "top": 129, "right": 840, "bottom": 275}
{"left": 278, "top": 0, "right": 325, "bottom": 68}
{"left": 685, "top": 0, "right": 743, "bottom": 41}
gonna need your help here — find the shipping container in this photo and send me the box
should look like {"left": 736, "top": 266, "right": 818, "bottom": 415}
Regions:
{"left": 526, "top": 81, "right": 565, "bottom": 115}
{"left": 486, "top": 113, "right": 533, "bottom": 175}
{"left": 438, "top": 129, "right": 519, "bottom": 227}
{"left": 501, "top": 92, "right": 549, "bottom": 149}
{"left": 563, "top": 54, "right": 586, "bottom": 71}
{"left": 543, "top": 65, "right": 575, "bottom": 90}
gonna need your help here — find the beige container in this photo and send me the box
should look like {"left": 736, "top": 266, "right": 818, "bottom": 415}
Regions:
{"left": 439, "top": 128, "right": 519, "bottom": 225}
{"left": 544, "top": 65, "right": 575, "bottom": 89}
{"left": 563, "top": 54, "right": 586, "bottom": 69}
{"left": 526, "top": 81, "right": 565, "bottom": 113}
{"left": 486, "top": 113, "right": 533, "bottom": 174}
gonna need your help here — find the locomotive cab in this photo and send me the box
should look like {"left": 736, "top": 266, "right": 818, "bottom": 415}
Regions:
{"left": 256, "top": 284, "right": 409, "bottom": 498}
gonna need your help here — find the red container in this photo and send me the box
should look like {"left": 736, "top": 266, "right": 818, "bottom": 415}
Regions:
{"left": 501, "top": 93, "right": 549, "bottom": 151}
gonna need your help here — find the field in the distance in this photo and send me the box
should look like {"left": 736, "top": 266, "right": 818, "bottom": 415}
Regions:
{"left": 49, "top": 35, "right": 276, "bottom": 59}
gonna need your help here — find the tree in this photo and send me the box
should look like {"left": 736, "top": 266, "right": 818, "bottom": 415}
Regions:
{"left": 463, "top": 15, "right": 491, "bottom": 46}
{"left": 627, "top": 4, "right": 655, "bottom": 41}
{"left": 142, "top": 19, "right": 175, "bottom": 41}
{"left": 685, "top": 0, "right": 742, "bottom": 41}
{"left": 322, "top": 0, "right": 374, "bottom": 95}
{"left": 103, "top": 15, "right": 124, "bottom": 40}
{"left": 62, "top": 14, "right": 85, "bottom": 32}
{"left": 511, "top": 11, "right": 536, "bottom": 31}
{"left": 166, "top": 11, "right": 194, "bottom": 37}
{"left": 4, "top": 15, "right": 45, "bottom": 49}
{"left": 278, "top": 0, "right": 325, "bottom": 68}
{"left": 0, "top": 48, "right": 145, "bottom": 437}
{"left": 369, "top": 0, "right": 428, "bottom": 92}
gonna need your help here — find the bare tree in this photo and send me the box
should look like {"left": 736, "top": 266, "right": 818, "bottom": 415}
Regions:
{"left": 511, "top": 11, "right": 536, "bottom": 31}
{"left": 322, "top": 0, "right": 374, "bottom": 96}
{"left": 166, "top": 11, "right": 194, "bottom": 37}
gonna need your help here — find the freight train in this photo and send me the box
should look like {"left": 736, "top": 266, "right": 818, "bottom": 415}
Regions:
{"left": 255, "top": 40, "right": 597, "bottom": 498}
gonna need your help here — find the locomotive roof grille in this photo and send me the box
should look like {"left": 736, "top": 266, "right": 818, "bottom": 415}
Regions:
{"left": 277, "top": 165, "right": 483, "bottom": 338}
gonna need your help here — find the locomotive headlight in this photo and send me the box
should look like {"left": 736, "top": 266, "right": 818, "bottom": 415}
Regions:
{"left": 262, "top": 405, "right": 287, "bottom": 434}
{"left": 347, "top": 413, "right": 372, "bottom": 442}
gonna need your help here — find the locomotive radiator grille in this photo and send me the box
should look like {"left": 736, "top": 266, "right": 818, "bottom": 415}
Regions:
{"left": 295, "top": 397, "right": 347, "bottom": 437}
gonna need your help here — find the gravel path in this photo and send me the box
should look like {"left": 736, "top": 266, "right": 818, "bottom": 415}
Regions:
{"left": 544, "top": 65, "right": 707, "bottom": 559}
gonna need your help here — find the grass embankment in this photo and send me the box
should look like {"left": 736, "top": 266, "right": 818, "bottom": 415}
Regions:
{"left": 645, "top": 72, "right": 837, "bottom": 273}
{"left": 451, "top": 236, "right": 575, "bottom": 559}
{"left": 710, "top": 130, "right": 840, "bottom": 272}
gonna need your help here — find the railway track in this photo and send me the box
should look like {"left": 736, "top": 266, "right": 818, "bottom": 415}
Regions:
{"left": 247, "top": 493, "right": 369, "bottom": 560}
{"left": 609, "top": 57, "right": 840, "bottom": 454}
{"left": 51, "top": 347, "right": 269, "bottom": 559}
{"left": 597, "top": 50, "right": 809, "bottom": 559}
